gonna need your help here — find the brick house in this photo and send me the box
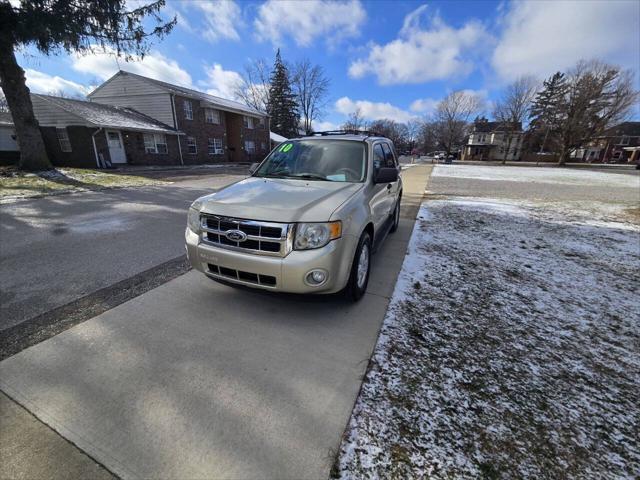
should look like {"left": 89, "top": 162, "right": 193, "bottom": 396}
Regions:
{"left": 88, "top": 70, "right": 270, "bottom": 164}
{"left": 27, "top": 94, "right": 182, "bottom": 168}
{"left": 462, "top": 118, "right": 524, "bottom": 161}
{"left": 580, "top": 122, "right": 640, "bottom": 164}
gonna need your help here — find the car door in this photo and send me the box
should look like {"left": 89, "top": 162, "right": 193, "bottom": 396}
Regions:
{"left": 381, "top": 142, "right": 400, "bottom": 214}
{"left": 369, "top": 142, "right": 390, "bottom": 232}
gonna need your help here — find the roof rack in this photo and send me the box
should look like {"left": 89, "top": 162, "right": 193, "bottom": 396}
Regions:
{"left": 310, "top": 129, "right": 381, "bottom": 138}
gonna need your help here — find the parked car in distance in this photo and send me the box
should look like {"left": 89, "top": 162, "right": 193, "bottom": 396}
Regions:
{"left": 185, "top": 132, "right": 403, "bottom": 301}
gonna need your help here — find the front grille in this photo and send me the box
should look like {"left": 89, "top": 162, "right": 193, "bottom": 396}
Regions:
{"left": 208, "top": 263, "right": 277, "bottom": 287}
{"left": 200, "top": 215, "right": 290, "bottom": 257}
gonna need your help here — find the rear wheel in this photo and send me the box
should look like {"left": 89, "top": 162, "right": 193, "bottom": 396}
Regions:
{"left": 344, "top": 231, "right": 372, "bottom": 301}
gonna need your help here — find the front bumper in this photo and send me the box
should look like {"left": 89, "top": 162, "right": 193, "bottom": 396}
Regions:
{"left": 185, "top": 228, "right": 357, "bottom": 294}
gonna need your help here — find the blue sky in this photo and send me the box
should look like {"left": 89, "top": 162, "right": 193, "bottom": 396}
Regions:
{"left": 15, "top": 0, "right": 640, "bottom": 129}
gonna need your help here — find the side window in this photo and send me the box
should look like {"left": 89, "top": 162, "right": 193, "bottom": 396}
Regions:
{"left": 373, "top": 144, "right": 385, "bottom": 173}
{"left": 381, "top": 143, "right": 396, "bottom": 168}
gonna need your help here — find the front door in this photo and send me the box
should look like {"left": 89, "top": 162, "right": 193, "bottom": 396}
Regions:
{"left": 106, "top": 130, "right": 126, "bottom": 164}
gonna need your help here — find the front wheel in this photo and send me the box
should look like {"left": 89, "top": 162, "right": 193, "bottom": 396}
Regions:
{"left": 344, "top": 231, "right": 372, "bottom": 302}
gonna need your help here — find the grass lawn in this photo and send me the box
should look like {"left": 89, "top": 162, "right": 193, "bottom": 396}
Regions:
{"left": 336, "top": 198, "right": 639, "bottom": 479}
{"left": 0, "top": 166, "right": 169, "bottom": 200}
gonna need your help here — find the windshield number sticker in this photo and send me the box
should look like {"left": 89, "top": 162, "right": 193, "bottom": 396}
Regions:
{"left": 280, "top": 143, "right": 293, "bottom": 153}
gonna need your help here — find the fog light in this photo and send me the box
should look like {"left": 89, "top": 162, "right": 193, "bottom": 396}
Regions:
{"left": 306, "top": 269, "right": 327, "bottom": 286}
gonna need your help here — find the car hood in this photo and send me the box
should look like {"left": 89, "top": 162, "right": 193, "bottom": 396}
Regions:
{"left": 198, "top": 177, "right": 363, "bottom": 223}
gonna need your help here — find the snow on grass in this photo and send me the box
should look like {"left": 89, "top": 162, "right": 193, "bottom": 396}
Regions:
{"left": 335, "top": 199, "right": 640, "bottom": 479}
{"left": 0, "top": 167, "right": 169, "bottom": 202}
{"left": 433, "top": 164, "right": 640, "bottom": 189}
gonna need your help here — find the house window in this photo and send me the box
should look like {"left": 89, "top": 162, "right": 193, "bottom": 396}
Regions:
{"left": 258, "top": 117, "right": 265, "bottom": 128}
{"left": 261, "top": 142, "right": 267, "bottom": 151}
{"left": 143, "top": 133, "right": 168, "bottom": 154}
{"left": 243, "top": 116, "right": 254, "bottom": 129}
{"left": 56, "top": 127, "right": 72, "bottom": 152}
{"left": 205, "top": 108, "right": 220, "bottom": 124}
{"left": 187, "top": 136, "right": 197, "bottom": 154}
{"left": 244, "top": 140, "right": 255, "bottom": 153}
{"left": 620, "top": 136, "right": 630, "bottom": 145}
{"left": 208, "top": 138, "right": 223, "bottom": 155}
{"left": 184, "top": 100, "right": 193, "bottom": 120}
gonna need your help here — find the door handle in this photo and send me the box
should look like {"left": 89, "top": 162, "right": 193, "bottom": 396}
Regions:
{"left": 386, "top": 183, "right": 392, "bottom": 191}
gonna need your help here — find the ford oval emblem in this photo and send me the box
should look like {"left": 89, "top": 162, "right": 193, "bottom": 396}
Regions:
{"left": 225, "top": 229, "right": 247, "bottom": 242}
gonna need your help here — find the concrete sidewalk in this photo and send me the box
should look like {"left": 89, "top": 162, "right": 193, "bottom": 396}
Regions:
{"left": 0, "top": 166, "right": 432, "bottom": 480}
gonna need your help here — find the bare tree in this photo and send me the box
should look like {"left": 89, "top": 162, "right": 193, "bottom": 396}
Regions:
{"left": 46, "top": 89, "right": 88, "bottom": 100}
{"left": 405, "top": 119, "right": 422, "bottom": 153}
{"left": 417, "top": 118, "right": 439, "bottom": 154}
{"left": 368, "top": 119, "right": 409, "bottom": 150}
{"left": 234, "top": 58, "right": 271, "bottom": 113}
{"left": 434, "top": 91, "right": 484, "bottom": 155}
{"left": 341, "top": 108, "right": 367, "bottom": 131}
{"left": 291, "top": 59, "right": 330, "bottom": 135}
{"left": 493, "top": 76, "right": 538, "bottom": 163}
{"left": 554, "top": 60, "right": 639, "bottom": 165}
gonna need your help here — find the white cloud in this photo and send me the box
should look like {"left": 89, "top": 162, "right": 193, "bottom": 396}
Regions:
{"left": 410, "top": 98, "right": 439, "bottom": 114}
{"left": 335, "top": 97, "right": 416, "bottom": 123}
{"left": 255, "top": 0, "right": 366, "bottom": 47}
{"left": 200, "top": 63, "right": 243, "bottom": 99}
{"left": 72, "top": 47, "right": 192, "bottom": 87}
{"left": 25, "top": 69, "right": 91, "bottom": 97}
{"left": 349, "top": 5, "right": 491, "bottom": 85}
{"left": 191, "top": 1, "right": 242, "bottom": 42}
{"left": 493, "top": 0, "right": 640, "bottom": 81}
{"left": 313, "top": 120, "right": 340, "bottom": 131}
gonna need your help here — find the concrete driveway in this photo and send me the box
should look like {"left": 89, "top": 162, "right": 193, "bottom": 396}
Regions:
{"left": 0, "top": 165, "right": 432, "bottom": 480}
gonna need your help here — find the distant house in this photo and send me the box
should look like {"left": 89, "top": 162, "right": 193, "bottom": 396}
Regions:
{"left": 88, "top": 70, "right": 270, "bottom": 164}
{"left": 581, "top": 122, "right": 640, "bottom": 164}
{"left": 462, "top": 118, "right": 524, "bottom": 161}
{"left": 29, "top": 94, "right": 182, "bottom": 168}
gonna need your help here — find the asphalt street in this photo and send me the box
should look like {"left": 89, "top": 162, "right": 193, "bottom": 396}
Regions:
{"left": 0, "top": 174, "right": 243, "bottom": 330}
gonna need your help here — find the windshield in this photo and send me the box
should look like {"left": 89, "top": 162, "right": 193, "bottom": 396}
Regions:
{"left": 254, "top": 140, "right": 366, "bottom": 182}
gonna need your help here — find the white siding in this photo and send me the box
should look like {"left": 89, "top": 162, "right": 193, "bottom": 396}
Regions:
{"left": 31, "top": 96, "right": 89, "bottom": 126}
{"left": 90, "top": 74, "right": 165, "bottom": 97}
{"left": 89, "top": 74, "right": 175, "bottom": 127}
{"left": 0, "top": 126, "right": 19, "bottom": 151}
{"left": 88, "top": 93, "right": 175, "bottom": 127}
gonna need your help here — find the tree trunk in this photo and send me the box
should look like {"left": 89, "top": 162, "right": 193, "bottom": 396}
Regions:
{"left": 0, "top": 39, "right": 51, "bottom": 171}
{"left": 502, "top": 134, "right": 513, "bottom": 165}
{"left": 558, "top": 147, "right": 568, "bottom": 166}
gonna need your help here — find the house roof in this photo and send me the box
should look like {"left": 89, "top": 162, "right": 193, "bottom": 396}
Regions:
{"left": 91, "top": 70, "right": 267, "bottom": 118}
{"left": 473, "top": 120, "right": 523, "bottom": 133}
{"left": 33, "top": 94, "right": 180, "bottom": 134}
{"left": 270, "top": 131, "right": 287, "bottom": 143}
{"left": 0, "top": 112, "right": 13, "bottom": 126}
{"left": 600, "top": 121, "right": 640, "bottom": 137}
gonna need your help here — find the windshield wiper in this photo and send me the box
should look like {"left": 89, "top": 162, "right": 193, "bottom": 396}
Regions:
{"left": 286, "top": 173, "right": 329, "bottom": 181}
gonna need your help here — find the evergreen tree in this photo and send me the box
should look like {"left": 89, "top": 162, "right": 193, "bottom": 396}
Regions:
{"left": 267, "top": 49, "right": 299, "bottom": 139}
{"left": 0, "top": 1, "right": 175, "bottom": 170}
{"left": 529, "top": 72, "right": 568, "bottom": 153}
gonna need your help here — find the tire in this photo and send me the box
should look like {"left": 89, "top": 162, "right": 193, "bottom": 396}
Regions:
{"left": 390, "top": 196, "right": 401, "bottom": 233}
{"left": 344, "top": 231, "right": 372, "bottom": 302}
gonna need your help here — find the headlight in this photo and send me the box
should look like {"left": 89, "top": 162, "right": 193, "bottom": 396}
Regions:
{"left": 294, "top": 221, "right": 341, "bottom": 250}
{"left": 187, "top": 200, "right": 203, "bottom": 233}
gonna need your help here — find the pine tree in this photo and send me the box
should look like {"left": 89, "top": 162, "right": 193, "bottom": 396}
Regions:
{"left": 0, "top": 1, "right": 175, "bottom": 170}
{"left": 529, "top": 72, "right": 568, "bottom": 153}
{"left": 267, "top": 49, "right": 299, "bottom": 139}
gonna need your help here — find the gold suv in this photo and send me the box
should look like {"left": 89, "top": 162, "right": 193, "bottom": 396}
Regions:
{"left": 185, "top": 132, "right": 402, "bottom": 301}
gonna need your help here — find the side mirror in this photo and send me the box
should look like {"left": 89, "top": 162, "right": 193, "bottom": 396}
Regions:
{"left": 249, "top": 162, "right": 259, "bottom": 174}
{"left": 374, "top": 167, "right": 399, "bottom": 184}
